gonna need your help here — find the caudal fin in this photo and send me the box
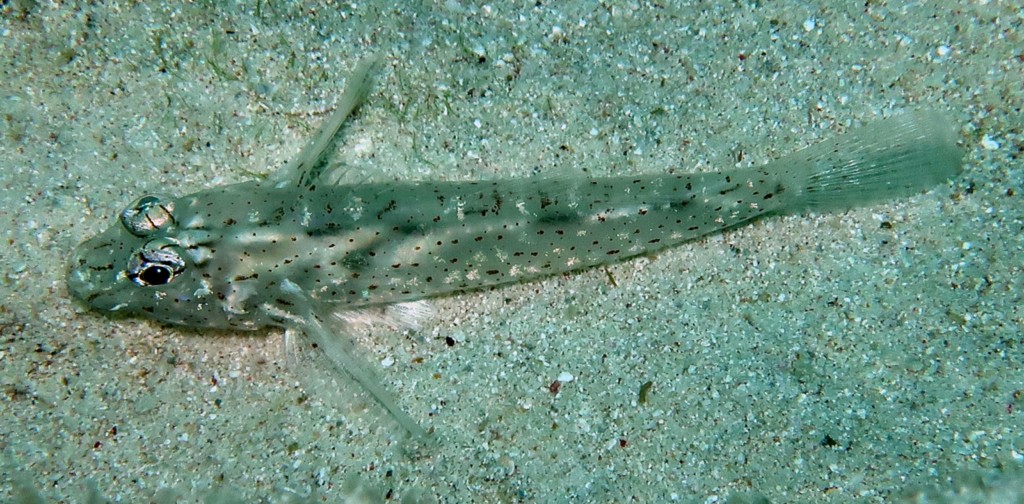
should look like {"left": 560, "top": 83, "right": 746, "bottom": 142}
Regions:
{"left": 778, "top": 111, "right": 963, "bottom": 213}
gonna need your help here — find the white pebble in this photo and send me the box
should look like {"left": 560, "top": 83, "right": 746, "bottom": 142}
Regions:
{"left": 470, "top": 42, "right": 486, "bottom": 58}
{"left": 557, "top": 371, "right": 575, "bottom": 383}
{"left": 980, "top": 135, "right": 1000, "bottom": 150}
{"left": 352, "top": 137, "right": 374, "bottom": 156}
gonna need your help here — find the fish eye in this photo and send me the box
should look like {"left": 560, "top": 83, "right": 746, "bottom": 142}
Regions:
{"left": 135, "top": 263, "right": 174, "bottom": 286}
{"left": 127, "top": 239, "right": 186, "bottom": 287}
{"left": 120, "top": 195, "right": 176, "bottom": 237}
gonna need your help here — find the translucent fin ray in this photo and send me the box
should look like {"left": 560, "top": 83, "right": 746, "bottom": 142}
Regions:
{"left": 269, "top": 55, "right": 381, "bottom": 189}
{"left": 300, "top": 313, "right": 429, "bottom": 439}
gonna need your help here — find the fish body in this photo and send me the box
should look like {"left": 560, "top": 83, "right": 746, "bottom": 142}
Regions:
{"left": 69, "top": 170, "right": 787, "bottom": 329}
{"left": 67, "top": 58, "right": 963, "bottom": 435}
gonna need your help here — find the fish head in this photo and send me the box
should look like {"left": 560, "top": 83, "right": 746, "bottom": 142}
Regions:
{"left": 67, "top": 193, "right": 243, "bottom": 329}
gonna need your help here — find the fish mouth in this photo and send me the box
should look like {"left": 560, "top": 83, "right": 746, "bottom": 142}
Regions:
{"left": 66, "top": 263, "right": 90, "bottom": 302}
{"left": 66, "top": 246, "right": 102, "bottom": 304}
{"left": 66, "top": 258, "right": 129, "bottom": 313}
{"left": 65, "top": 232, "right": 124, "bottom": 311}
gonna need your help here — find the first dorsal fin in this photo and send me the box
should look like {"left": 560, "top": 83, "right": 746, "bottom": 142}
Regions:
{"left": 268, "top": 55, "right": 381, "bottom": 189}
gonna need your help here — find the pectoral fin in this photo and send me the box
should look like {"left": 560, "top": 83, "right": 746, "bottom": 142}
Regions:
{"left": 269, "top": 55, "right": 381, "bottom": 189}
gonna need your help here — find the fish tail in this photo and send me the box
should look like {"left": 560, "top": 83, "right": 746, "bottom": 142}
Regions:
{"left": 775, "top": 111, "right": 964, "bottom": 213}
